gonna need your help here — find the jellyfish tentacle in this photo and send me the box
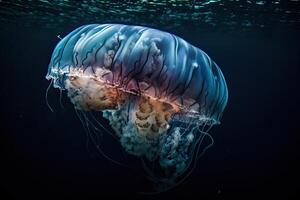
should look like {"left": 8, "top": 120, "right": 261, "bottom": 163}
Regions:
{"left": 82, "top": 110, "right": 131, "bottom": 168}
{"left": 87, "top": 111, "right": 118, "bottom": 140}
{"left": 74, "top": 108, "right": 91, "bottom": 153}
{"left": 45, "top": 79, "right": 55, "bottom": 112}
{"left": 76, "top": 109, "right": 130, "bottom": 168}
{"left": 147, "top": 121, "right": 213, "bottom": 192}
{"left": 175, "top": 123, "right": 214, "bottom": 186}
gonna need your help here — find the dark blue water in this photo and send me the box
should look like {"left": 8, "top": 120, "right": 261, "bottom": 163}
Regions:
{"left": 1, "top": 0, "right": 299, "bottom": 199}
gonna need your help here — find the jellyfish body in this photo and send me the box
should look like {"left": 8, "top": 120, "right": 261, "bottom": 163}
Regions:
{"left": 46, "top": 24, "right": 228, "bottom": 189}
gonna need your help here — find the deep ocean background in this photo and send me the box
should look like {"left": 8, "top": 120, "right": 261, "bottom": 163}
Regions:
{"left": 1, "top": 0, "right": 299, "bottom": 199}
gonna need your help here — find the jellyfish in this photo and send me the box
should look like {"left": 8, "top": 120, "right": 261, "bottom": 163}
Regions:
{"left": 46, "top": 24, "right": 228, "bottom": 190}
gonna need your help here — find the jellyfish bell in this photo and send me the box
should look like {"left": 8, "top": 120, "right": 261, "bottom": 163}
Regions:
{"left": 46, "top": 24, "right": 228, "bottom": 190}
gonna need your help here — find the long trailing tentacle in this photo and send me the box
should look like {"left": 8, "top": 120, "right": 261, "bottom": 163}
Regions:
{"left": 45, "top": 79, "right": 54, "bottom": 112}
{"left": 180, "top": 121, "right": 209, "bottom": 176}
{"left": 74, "top": 108, "right": 90, "bottom": 152}
{"left": 141, "top": 120, "right": 215, "bottom": 194}
{"left": 173, "top": 122, "right": 214, "bottom": 187}
{"left": 197, "top": 124, "right": 214, "bottom": 158}
{"left": 87, "top": 111, "right": 118, "bottom": 140}
{"left": 75, "top": 108, "right": 130, "bottom": 168}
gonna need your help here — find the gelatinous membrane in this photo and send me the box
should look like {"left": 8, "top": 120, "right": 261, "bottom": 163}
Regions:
{"left": 46, "top": 24, "right": 228, "bottom": 191}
